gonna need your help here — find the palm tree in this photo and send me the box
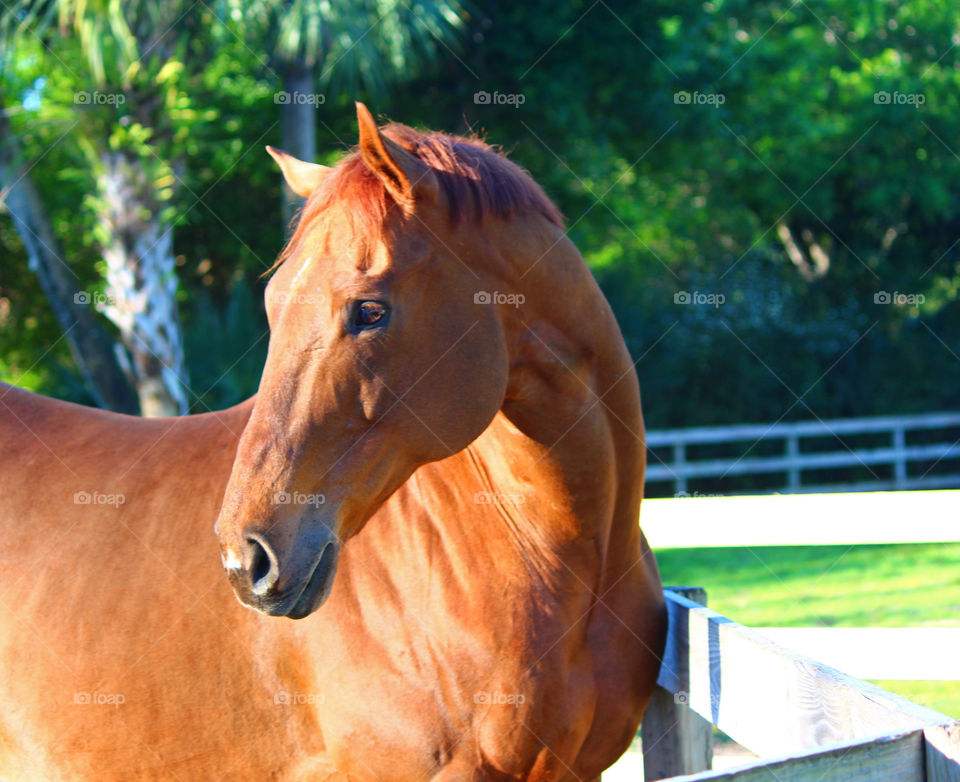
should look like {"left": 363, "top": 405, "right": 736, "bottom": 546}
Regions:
{"left": 0, "top": 86, "right": 139, "bottom": 413}
{"left": 2, "top": 0, "right": 469, "bottom": 413}
{"left": 2, "top": 0, "right": 196, "bottom": 415}
{"left": 230, "top": 0, "right": 468, "bottom": 221}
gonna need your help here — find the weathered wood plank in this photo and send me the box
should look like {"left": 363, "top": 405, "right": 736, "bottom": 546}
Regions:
{"left": 662, "top": 730, "right": 925, "bottom": 782}
{"left": 642, "top": 587, "right": 712, "bottom": 781}
{"left": 926, "top": 723, "right": 960, "bottom": 782}
{"left": 641, "top": 686, "right": 713, "bottom": 781}
{"left": 656, "top": 590, "right": 953, "bottom": 757}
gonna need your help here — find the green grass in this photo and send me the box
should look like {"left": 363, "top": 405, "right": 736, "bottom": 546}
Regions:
{"left": 654, "top": 543, "right": 960, "bottom": 718}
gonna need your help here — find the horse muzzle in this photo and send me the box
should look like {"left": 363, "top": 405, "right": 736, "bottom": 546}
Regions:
{"left": 222, "top": 526, "right": 341, "bottom": 619}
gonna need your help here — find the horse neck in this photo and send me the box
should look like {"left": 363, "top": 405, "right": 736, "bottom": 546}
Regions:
{"left": 412, "top": 220, "right": 645, "bottom": 591}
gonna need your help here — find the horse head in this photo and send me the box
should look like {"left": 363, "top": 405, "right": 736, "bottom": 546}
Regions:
{"left": 215, "top": 103, "right": 562, "bottom": 618}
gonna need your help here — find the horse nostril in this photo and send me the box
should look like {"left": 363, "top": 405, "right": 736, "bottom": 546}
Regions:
{"left": 250, "top": 541, "right": 270, "bottom": 583}
{"left": 245, "top": 534, "right": 279, "bottom": 595}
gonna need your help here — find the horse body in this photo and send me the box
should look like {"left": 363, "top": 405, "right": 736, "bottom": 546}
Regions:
{"left": 0, "top": 105, "right": 665, "bottom": 780}
{"left": 0, "top": 392, "right": 272, "bottom": 779}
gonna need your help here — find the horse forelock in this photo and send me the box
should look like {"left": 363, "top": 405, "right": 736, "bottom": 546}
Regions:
{"left": 270, "top": 122, "right": 564, "bottom": 275}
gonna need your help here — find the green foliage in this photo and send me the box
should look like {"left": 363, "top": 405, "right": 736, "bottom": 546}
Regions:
{"left": 0, "top": 219, "right": 89, "bottom": 400}
{"left": 225, "top": 0, "right": 468, "bottom": 97}
{"left": 2, "top": 0, "right": 959, "bottom": 429}
{"left": 393, "top": 0, "right": 960, "bottom": 427}
{"left": 182, "top": 280, "right": 268, "bottom": 411}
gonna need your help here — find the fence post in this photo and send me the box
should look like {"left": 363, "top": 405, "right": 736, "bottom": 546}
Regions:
{"left": 674, "top": 443, "right": 687, "bottom": 496}
{"left": 641, "top": 587, "right": 713, "bottom": 780}
{"left": 893, "top": 425, "right": 907, "bottom": 489}
{"left": 786, "top": 434, "right": 800, "bottom": 491}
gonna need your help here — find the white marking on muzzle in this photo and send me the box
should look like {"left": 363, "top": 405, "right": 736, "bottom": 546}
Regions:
{"left": 221, "top": 548, "right": 243, "bottom": 571}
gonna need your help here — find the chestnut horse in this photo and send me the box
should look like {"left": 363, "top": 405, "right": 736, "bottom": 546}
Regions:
{"left": 0, "top": 104, "right": 665, "bottom": 780}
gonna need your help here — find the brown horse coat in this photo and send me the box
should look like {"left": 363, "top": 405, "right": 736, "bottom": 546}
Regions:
{"left": 0, "top": 105, "right": 665, "bottom": 781}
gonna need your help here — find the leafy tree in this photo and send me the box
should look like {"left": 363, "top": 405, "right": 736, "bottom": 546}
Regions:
{"left": 0, "top": 80, "right": 138, "bottom": 411}
{"left": 3, "top": 0, "right": 960, "bottom": 454}
{"left": 1, "top": 2, "right": 216, "bottom": 414}
{"left": 394, "top": 0, "right": 960, "bottom": 430}
{"left": 225, "top": 0, "right": 469, "bottom": 222}
{"left": 1, "top": 0, "right": 472, "bottom": 410}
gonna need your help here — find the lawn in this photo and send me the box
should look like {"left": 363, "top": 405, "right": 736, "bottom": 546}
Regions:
{"left": 653, "top": 543, "right": 960, "bottom": 718}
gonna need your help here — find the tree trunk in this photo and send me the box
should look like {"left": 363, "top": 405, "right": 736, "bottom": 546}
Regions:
{"left": 279, "top": 63, "right": 317, "bottom": 230}
{"left": 0, "top": 102, "right": 139, "bottom": 414}
{"left": 95, "top": 150, "right": 188, "bottom": 417}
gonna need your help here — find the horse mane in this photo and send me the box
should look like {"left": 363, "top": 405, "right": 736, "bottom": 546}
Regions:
{"left": 273, "top": 122, "right": 564, "bottom": 271}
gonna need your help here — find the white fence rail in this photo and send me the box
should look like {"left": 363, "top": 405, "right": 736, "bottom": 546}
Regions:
{"left": 639, "top": 489, "right": 960, "bottom": 548}
{"left": 752, "top": 628, "right": 960, "bottom": 681}
{"left": 638, "top": 491, "right": 960, "bottom": 682}
{"left": 632, "top": 493, "right": 960, "bottom": 779}
{"left": 639, "top": 588, "right": 960, "bottom": 781}
{"left": 645, "top": 412, "right": 960, "bottom": 496}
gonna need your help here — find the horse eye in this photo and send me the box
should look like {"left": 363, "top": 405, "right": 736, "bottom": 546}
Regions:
{"left": 354, "top": 301, "right": 387, "bottom": 328}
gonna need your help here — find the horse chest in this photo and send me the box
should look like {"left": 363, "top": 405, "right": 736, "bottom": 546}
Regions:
{"left": 280, "top": 490, "right": 613, "bottom": 778}
{"left": 301, "top": 575, "right": 599, "bottom": 779}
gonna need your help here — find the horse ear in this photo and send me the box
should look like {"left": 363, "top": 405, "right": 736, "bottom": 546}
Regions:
{"left": 266, "top": 146, "right": 330, "bottom": 198}
{"left": 355, "top": 102, "right": 437, "bottom": 210}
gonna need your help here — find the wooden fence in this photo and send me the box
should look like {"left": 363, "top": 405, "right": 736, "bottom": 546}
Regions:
{"left": 639, "top": 587, "right": 960, "bottom": 781}
{"left": 645, "top": 411, "right": 960, "bottom": 496}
